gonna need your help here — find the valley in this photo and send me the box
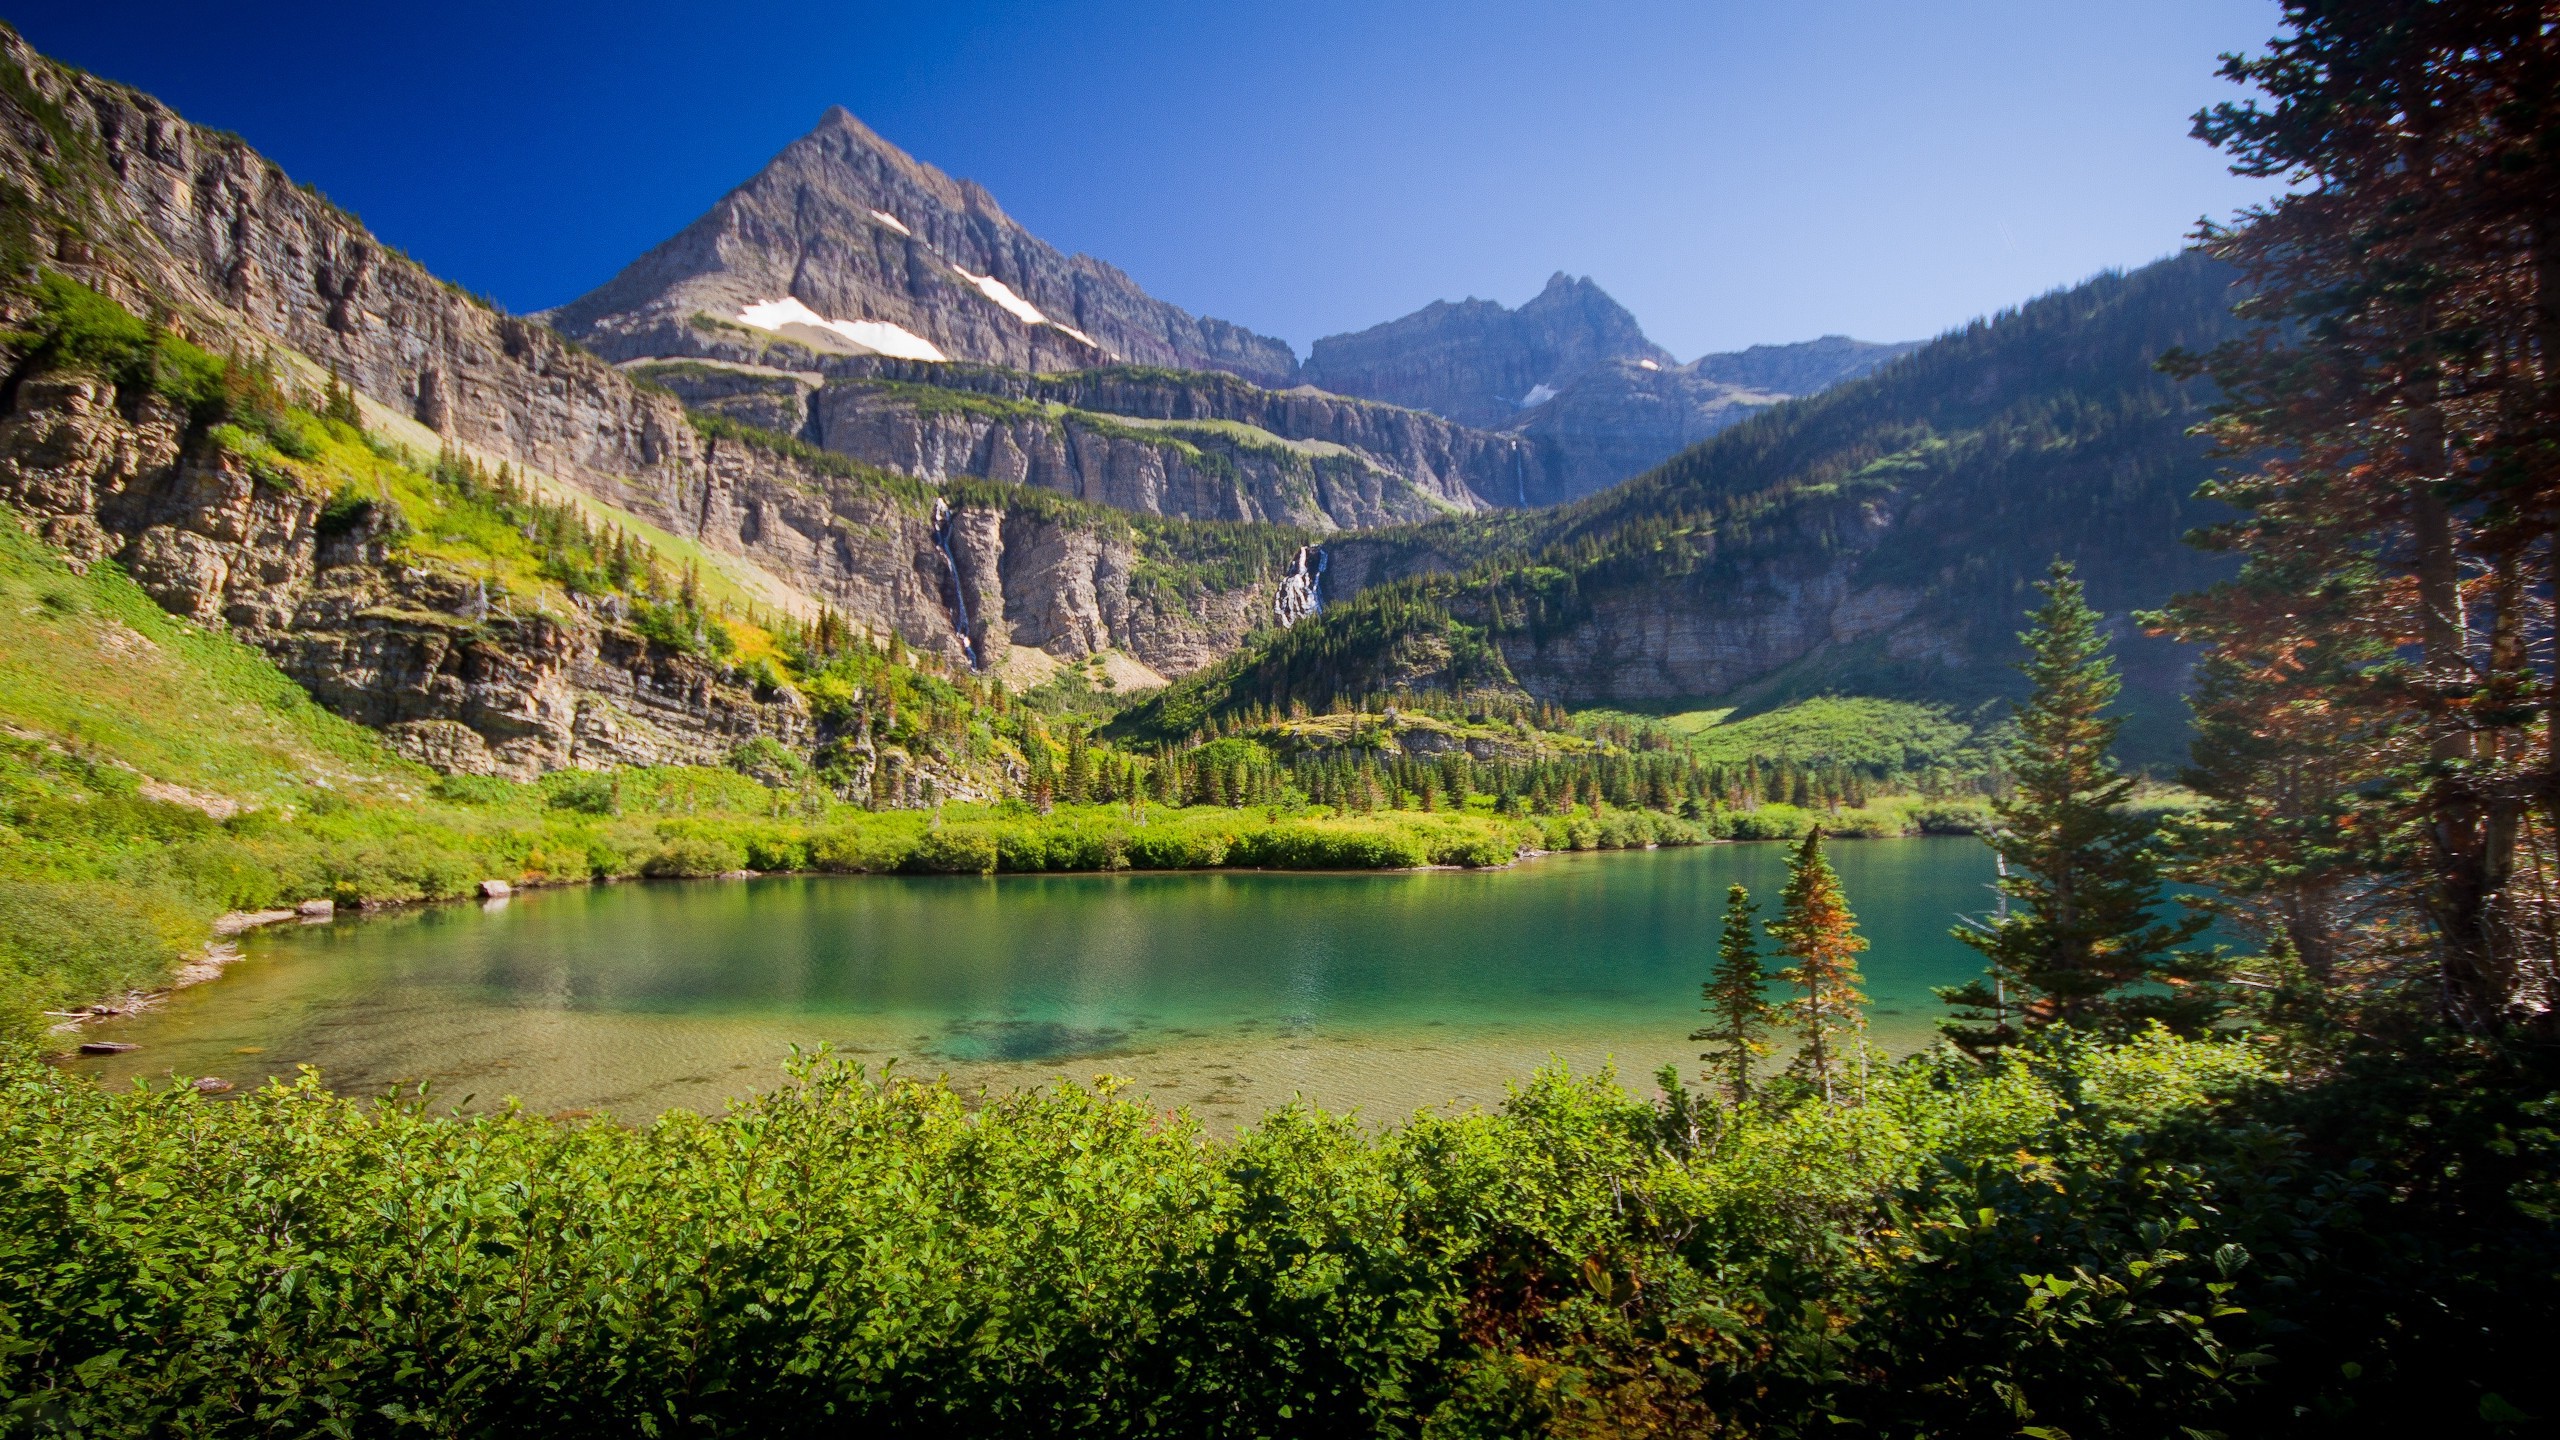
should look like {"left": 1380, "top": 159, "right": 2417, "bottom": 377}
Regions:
{"left": 4, "top": 5, "right": 2554, "bottom": 1435}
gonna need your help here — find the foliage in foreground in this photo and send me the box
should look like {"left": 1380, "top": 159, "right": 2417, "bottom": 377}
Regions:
{"left": 4, "top": 1029, "right": 2550, "bottom": 1438}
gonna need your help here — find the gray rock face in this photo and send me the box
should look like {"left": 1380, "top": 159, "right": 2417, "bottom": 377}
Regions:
{"left": 1507, "top": 361, "right": 1785, "bottom": 505}
{"left": 639, "top": 357, "right": 1539, "bottom": 527}
{"left": 0, "top": 39, "right": 1292, "bottom": 779}
{"left": 1303, "top": 276, "right": 1926, "bottom": 503}
{"left": 1302, "top": 273, "right": 1674, "bottom": 428}
{"left": 547, "top": 107, "right": 1297, "bottom": 386}
{"left": 1690, "top": 335, "right": 1921, "bottom": 395}
{"left": 629, "top": 353, "right": 1546, "bottom": 527}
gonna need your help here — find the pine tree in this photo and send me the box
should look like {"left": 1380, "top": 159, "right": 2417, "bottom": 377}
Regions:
{"left": 1770, "top": 828, "right": 1868, "bottom": 1103}
{"left": 1061, "top": 729, "right": 1093, "bottom": 806}
{"left": 1692, "top": 884, "right": 1779, "bottom": 1104}
{"left": 1942, "top": 561, "right": 2214, "bottom": 1053}
{"left": 2157, "top": 5, "right": 2560, "bottom": 1035}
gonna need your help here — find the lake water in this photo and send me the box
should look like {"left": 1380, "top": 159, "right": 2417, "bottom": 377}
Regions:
{"left": 68, "top": 838, "right": 2000, "bottom": 1125}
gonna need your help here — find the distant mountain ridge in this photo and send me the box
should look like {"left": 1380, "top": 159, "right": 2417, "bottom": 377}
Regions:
{"left": 1121, "top": 254, "right": 2242, "bottom": 765}
{"left": 1299, "top": 277, "right": 1919, "bottom": 502}
{"left": 1299, "top": 273, "right": 1675, "bottom": 428}
{"left": 548, "top": 107, "right": 1298, "bottom": 385}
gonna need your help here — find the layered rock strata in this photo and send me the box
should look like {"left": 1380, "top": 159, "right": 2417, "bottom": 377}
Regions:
{"left": 0, "top": 33, "right": 1291, "bottom": 777}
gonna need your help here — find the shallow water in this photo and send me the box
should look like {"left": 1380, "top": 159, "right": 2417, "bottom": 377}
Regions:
{"left": 68, "top": 839, "right": 2001, "bottom": 1125}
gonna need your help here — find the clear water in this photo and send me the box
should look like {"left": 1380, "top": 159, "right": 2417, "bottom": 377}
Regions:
{"left": 68, "top": 839, "right": 2003, "bottom": 1125}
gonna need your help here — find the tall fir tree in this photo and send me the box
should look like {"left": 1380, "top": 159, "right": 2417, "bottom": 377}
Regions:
{"left": 2155, "top": 3, "right": 2560, "bottom": 1035}
{"left": 1770, "top": 829, "right": 1868, "bottom": 1104}
{"left": 1943, "top": 561, "right": 2215, "bottom": 1053}
{"left": 1691, "top": 884, "right": 1779, "bottom": 1104}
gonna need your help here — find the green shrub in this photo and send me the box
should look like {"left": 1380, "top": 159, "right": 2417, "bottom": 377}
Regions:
{"left": 0, "top": 1033, "right": 2316, "bottom": 1436}
{"left": 908, "top": 826, "right": 998, "bottom": 875}
{"left": 430, "top": 773, "right": 521, "bottom": 806}
{"left": 641, "top": 834, "right": 745, "bottom": 878}
{"left": 544, "top": 771, "right": 619, "bottom": 815}
{"left": 1909, "top": 798, "right": 1995, "bottom": 834}
{"left": 1725, "top": 804, "right": 1815, "bottom": 841}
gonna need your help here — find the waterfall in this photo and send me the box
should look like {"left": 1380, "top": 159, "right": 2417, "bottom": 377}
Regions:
{"left": 931, "top": 498, "right": 980, "bottom": 668}
{"left": 1273, "top": 544, "right": 1327, "bottom": 627}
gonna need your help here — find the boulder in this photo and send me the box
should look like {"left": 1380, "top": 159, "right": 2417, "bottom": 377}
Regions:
{"left": 477, "top": 879, "right": 512, "bottom": 899}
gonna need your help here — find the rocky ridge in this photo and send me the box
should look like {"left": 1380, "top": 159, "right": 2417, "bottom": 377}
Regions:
{"left": 635, "top": 355, "right": 1556, "bottom": 528}
{"left": 1153, "top": 255, "right": 2245, "bottom": 765}
{"left": 0, "top": 32, "right": 1293, "bottom": 779}
{"left": 546, "top": 108, "right": 1297, "bottom": 386}
{"left": 1301, "top": 272, "right": 1675, "bottom": 429}
{"left": 1303, "top": 277, "right": 1922, "bottom": 503}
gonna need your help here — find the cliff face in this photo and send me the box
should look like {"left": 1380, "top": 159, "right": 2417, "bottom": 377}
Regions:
{"left": 1182, "top": 256, "right": 2245, "bottom": 764}
{"left": 0, "top": 36, "right": 1287, "bottom": 777}
{"left": 1690, "top": 335, "right": 1921, "bottom": 395}
{"left": 0, "top": 370, "right": 814, "bottom": 780}
{"left": 1303, "top": 278, "right": 1926, "bottom": 503}
{"left": 1301, "top": 273, "right": 1674, "bottom": 428}
{"left": 639, "top": 357, "right": 1544, "bottom": 528}
{"left": 0, "top": 363, "right": 1279, "bottom": 778}
{"left": 546, "top": 108, "right": 1298, "bottom": 386}
{"left": 1506, "top": 361, "right": 1783, "bottom": 505}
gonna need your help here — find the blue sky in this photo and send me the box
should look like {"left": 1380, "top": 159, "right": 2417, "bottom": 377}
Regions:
{"left": 11, "top": 0, "right": 2280, "bottom": 359}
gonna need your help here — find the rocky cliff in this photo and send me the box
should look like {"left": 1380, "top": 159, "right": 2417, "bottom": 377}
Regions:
{"left": 1505, "top": 361, "right": 1784, "bottom": 505}
{"left": 1301, "top": 272, "right": 1674, "bottom": 428}
{"left": 1508, "top": 337, "right": 1923, "bottom": 501}
{"left": 1689, "top": 335, "right": 1921, "bottom": 395}
{"left": 545, "top": 107, "right": 1297, "bottom": 386}
{"left": 1151, "top": 256, "right": 2247, "bottom": 765}
{"left": 0, "top": 32, "right": 1293, "bottom": 778}
{"left": 635, "top": 355, "right": 1555, "bottom": 528}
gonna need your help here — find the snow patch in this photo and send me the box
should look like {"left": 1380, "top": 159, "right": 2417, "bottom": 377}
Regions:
{"left": 1048, "top": 322, "right": 1101, "bottom": 350}
{"left": 1637, "top": 359, "right": 1661, "bottom": 371}
{"left": 956, "top": 269, "right": 1051, "bottom": 326}
{"left": 734, "top": 297, "right": 948, "bottom": 362}
{"left": 869, "top": 208, "right": 912, "bottom": 236}
{"left": 1519, "top": 383, "right": 1559, "bottom": 408}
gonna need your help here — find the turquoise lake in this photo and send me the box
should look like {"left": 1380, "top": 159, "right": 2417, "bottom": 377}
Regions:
{"left": 69, "top": 838, "right": 2001, "bottom": 1125}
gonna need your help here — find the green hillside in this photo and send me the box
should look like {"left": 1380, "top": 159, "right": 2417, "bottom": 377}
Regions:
{"left": 1130, "top": 254, "right": 2243, "bottom": 765}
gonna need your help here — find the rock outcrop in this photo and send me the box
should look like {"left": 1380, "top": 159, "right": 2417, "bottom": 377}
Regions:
{"left": 1302, "top": 272, "right": 1673, "bottom": 429}
{"left": 1303, "top": 276, "right": 1926, "bottom": 503}
{"left": 0, "top": 36, "right": 1296, "bottom": 779}
{"left": 638, "top": 356, "right": 1546, "bottom": 527}
{"left": 1689, "top": 335, "right": 1921, "bottom": 395}
{"left": 546, "top": 107, "right": 1297, "bottom": 386}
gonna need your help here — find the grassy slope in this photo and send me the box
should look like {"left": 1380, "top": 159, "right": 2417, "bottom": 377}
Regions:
{"left": 0, "top": 508, "right": 1562, "bottom": 1042}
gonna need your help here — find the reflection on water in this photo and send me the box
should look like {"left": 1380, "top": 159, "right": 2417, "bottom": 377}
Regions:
{"left": 68, "top": 840, "right": 2000, "bottom": 1125}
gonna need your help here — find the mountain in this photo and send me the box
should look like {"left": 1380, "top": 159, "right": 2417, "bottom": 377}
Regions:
{"left": 1507, "top": 336, "right": 1922, "bottom": 502}
{"left": 0, "top": 31, "right": 1318, "bottom": 777}
{"left": 1118, "top": 253, "right": 2244, "bottom": 766}
{"left": 1303, "top": 277, "right": 1922, "bottom": 502}
{"left": 625, "top": 347, "right": 1536, "bottom": 531}
{"left": 1300, "top": 272, "right": 1675, "bottom": 428}
{"left": 1690, "top": 335, "right": 1923, "bottom": 394}
{"left": 547, "top": 107, "right": 1298, "bottom": 386}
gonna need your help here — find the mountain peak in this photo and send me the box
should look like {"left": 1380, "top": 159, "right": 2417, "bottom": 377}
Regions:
{"left": 547, "top": 110, "right": 1297, "bottom": 384}
{"left": 1301, "top": 272, "right": 1673, "bottom": 427}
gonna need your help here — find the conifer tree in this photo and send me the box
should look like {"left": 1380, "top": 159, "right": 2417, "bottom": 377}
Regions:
{"left": 1692, "top": 884, "right": 1778, "bottom": 1104}
{"left": 1942, "top": 561, "right": 2214, "bottom": 1053}
{"left": 1770, "top": 828, "right": 1868, "bottom": 1103}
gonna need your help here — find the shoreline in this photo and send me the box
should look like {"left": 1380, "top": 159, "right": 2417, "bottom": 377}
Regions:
{"left": 40, "top": 831, "right": 1975, "bottom": 1052}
